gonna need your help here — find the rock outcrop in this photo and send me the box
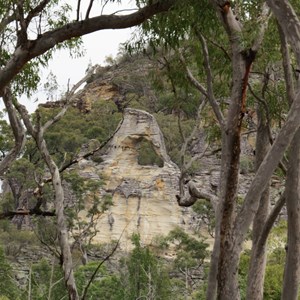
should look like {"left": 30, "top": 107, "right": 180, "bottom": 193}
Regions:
{"left": 78, "top": 108, "right": 184, "bottom": 249}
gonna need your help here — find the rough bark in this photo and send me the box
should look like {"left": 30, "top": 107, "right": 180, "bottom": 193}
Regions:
{"left": 206, "top": 2, "right": 269, "bottom": 299}
{"left": 235, "top": 0, "right": 300, "bottom": 247}
{"left": 281, "top": 128, "right": 300, "bottom": 300}
{"left": 214, "top": 2, "right": 249, "bottom": 298}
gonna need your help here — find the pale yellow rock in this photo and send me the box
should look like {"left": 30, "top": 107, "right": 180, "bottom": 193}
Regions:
{"left": 79, "top": 108, "right": 184, "bottom": 250}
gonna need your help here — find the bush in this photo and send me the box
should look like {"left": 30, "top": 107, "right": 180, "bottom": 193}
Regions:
{"left": 0, "top": 247, "right": 20, "bottom": 299}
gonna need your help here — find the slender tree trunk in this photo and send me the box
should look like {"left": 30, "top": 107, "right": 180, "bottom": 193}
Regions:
{"left": 37, "top": 134, "right": 79, "bottom": 300}
{"left": 28, "top": 265, "right": 32, "bottom": 300}
{"left": 217, "top": 131, "right": 241, "bottom": 300}
{"left": 246, "top": 105, "right": 270, "bottom": 300}
{"left": 216, "top": 26, "right": 248, "bottom": 299}
{"left": 205, "top": 133, "right": 226, "bottom": 300}
{"left": 281, "top": 128, "right": 300, "bottom": 300}
{"left": 16, "top": 105, "right": 79, "bottom": 300}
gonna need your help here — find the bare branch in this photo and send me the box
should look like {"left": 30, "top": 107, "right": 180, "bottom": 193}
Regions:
{"left": 16, "top": 96, "right": 79, "bottom": 299}
{"left": 0, "top": 10, "right": 17, "bottom": 34}
{"left": 248, "top": 82, "right": 288, "bottom": 175}
{"left": 101, "top": 0, "right": 110, "bottom": 16}
{"left": 85, "top": 0, "right": 95, "bottom": 19}
{"left": 25, "top": 0, "right": 50, "bottom": 27}
{"left": 80, "top": 226, "right": 128, "bottom": 300}
{"left": 179, "top": 52, "right": 208, "bottom": 98}
{"left": 0, "top": 208, "right": 55, "bottom": 219}
{"left": 180, "top": 98, "right": 206, "bottom": 167}
{"left": 176, "top": 180, "right": 218, "bottom": 212}
{"left": 184, "top": 144, "right": 209, "bottom": 171}
{"left": 76, "top": 0, "right": 81, "bottom": 21}
{"left": 235, "top": 88, "right": 300, "bottom": 244}
{"left": 43, "top": 65, "right": 98, "bottom": 131}
{"left": 196, "top": 32, "right": 226, "bottom": 128}
{"left": 180, "top": 49, "right": 226, "bottom": 130}
{"left": 257, "top": 192, "right": 286, "bottom": 250}
{"left": 15, "top": 0, "right": 28, "bottom": 46}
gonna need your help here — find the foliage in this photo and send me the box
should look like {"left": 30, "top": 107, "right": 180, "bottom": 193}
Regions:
{"left": 238, "top": 250, "right": 251, "bottom": 300}
{"left": 33, "top": 100, "right": 122, "bottom": 165}
{"left": 192, "top": 199, "right": 215, "bottom": 237}
{"left": 63, "top": 171, "right": 109, "bottom": 225}
{"left": 124, "top": 233, "right": 171, "bottom": 299}
{"left": 76, "top": 261, "right": 124, "bottom": 300}
{"left": 240, "top": 156, "right": 255, "bottom": 175}
{"left": 155, "top": 112, "right": 198, "bottom": 166}
{"left": 137, "top": 138, "right": 164, "bottom": 167}
{"left": 0, "top": 223, "right": 38, "bottom": 258}
{"left": 166, "top": 227, "right": 208, "bottom": 270}
{"left": 0, "top": 246, "right": 20, "bottom": 299}
{"left": 0, "top": 113, "right": 14, "bottom": 156}
{"left": 263, "top": 263, "right": 284, "bottom": 300}
{"left": 0, "top": 1, "right": 82, "bottom": 97}
{"left": 29, "top": 259, "right": 67, "bottom": 300}
{"left": 238, "top": 220, "right": 288, "bottom": 300}
{"left": 5, "top": 157, "right": 43, "bottom": 190}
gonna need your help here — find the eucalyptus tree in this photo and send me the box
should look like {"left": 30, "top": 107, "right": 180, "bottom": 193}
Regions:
{"left": 266, "top": 2, "right": 300, "bottom": 299}
{"left": 0, "top": 1, "right": 179, "bottom": 299}
{"left": 132, "top": 0, "right": 300, "bottom": 299}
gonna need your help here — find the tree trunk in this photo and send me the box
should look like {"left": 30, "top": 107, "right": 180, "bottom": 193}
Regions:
{"left": 217, "top": 131, "right": 242, "bottom": 300}
{"left": 281, "top": 128, "right": 300, "bottom": 300}
{"left": 246, "top": 105, "right": 270, "bottom": 300}
{"left": 15, "top": 105, "right": 79, "bottom": 300}
{"left": 36, "top": 126, "right": 79, "bottom": 300}
{"left": 216, "top": 21, "right": 248, "bottom": 299}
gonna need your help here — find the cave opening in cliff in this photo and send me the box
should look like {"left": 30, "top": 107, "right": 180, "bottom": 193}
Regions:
{"left": 136, "top": 138, "right": 164, "bottom": 167}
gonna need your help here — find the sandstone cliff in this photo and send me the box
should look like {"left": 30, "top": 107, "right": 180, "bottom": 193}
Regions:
{"left": 77, "top": 108, "right": 185, "bottom": 249}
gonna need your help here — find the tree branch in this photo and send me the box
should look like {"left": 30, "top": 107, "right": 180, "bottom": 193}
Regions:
{"left": 176, "top": 180, "right": 218, "bottom": 212}
{"left": 0, "top": 0, "right": 177, "bottom": 90}
{"left": 196, "top": 32, "right": 226, "bottom": 128}
{"left": 257, "top": 192, "right": 286, "bottom": 250}
{"left": 85, "top": 0, "right": 95, "bottom": 20}
{"left": 0, "top": 87, "right": 26, "bottom": 176}
{"left": 235, "top": 89, "right": 300, "bottom": 245}
{"left": 43, "top": 65, "right": 98, "bottom": 131}
{"left": 25, "top": 0, "right": 51, "bottom": 27}
{"left": 80, "top": 227, "right": 126, "bottom": 300}
{"left": 0, "top": 208, "right": 55, "bottom": 219}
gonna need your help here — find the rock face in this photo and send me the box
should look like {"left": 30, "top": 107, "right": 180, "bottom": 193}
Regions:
{"left": 78, "top": 108, "right": 184, "bottom": 249}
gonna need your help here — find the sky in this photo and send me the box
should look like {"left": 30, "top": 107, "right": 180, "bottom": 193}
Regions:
{"left": 21, "top": 1, "right": 138, "bottom": 112}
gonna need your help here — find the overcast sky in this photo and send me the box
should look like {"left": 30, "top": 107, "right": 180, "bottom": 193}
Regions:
{"left": 21, "top": 1, "right": 138, "bottom": 112}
